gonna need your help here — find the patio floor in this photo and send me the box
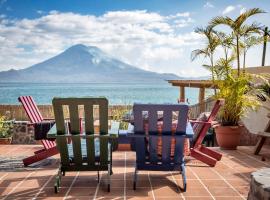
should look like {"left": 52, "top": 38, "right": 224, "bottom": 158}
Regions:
{"left": 0, "top": 145, "right": 270, "bottom": 200}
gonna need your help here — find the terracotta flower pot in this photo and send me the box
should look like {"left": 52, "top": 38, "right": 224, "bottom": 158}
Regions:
{"left": 0, "top": 137, "right": 12, "bottom": 145}
{"left": 215, "top": 125, "right": 243, "bottom": 150}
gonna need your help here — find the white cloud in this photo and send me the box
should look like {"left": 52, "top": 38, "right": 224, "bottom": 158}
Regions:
{"left": 222, "top": 5, "right": 235, "bottom": 15}
{"left": 204, "top": 2, "right": 214, "bottom": 8}
{"left": 0, "top": 10, "right": 207, "bottom": 77}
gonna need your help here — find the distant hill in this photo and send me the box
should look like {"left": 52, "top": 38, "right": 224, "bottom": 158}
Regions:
{"left": 0, "top": 44, "right": 185, "bottom": 83}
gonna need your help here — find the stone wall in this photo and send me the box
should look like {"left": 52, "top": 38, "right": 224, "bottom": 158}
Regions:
{"left": 11, "top": 121, "right": 36, "bottom": 144}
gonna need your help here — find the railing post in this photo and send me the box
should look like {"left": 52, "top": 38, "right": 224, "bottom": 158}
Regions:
{"left": 199, "top": 87, "right": 205, "bottom": 113}
{"left": 179, "top": 86, "right": 185, "bottom": 102}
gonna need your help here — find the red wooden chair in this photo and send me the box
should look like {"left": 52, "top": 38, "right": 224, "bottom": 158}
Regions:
{"left": 18, "top": 96, "right": 58, "bottom": 166}
{"left": 189, "top": 99, "right": 224, "bottom": 167}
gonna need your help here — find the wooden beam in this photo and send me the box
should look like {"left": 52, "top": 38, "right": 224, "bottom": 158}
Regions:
{"left": 199, "top": 87, "right": 205, "bottom": 113}
{"left": 179, "top": 86, "right": 185, "bottom": 102}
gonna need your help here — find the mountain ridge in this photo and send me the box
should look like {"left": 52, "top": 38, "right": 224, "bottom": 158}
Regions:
{"left": 0, "top": 44, "right": 204, "bottom": 83}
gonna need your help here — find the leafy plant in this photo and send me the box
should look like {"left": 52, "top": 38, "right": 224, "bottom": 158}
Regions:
{"left": 0, "top": 115, "right": 12, "bottom": 138}
{"left": 214, "top": 72, "right": 261, "bottom": 126}
{"left": 191, "top": 26, "right": 220, "bottom": 82}
{"left": 111, "top": 106, "right": 131, "bottom": 129}
{"left": 209, "top": 8, "right": 265, "bottom": 76}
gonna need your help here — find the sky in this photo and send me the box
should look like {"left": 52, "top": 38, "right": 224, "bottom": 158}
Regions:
{"left": 0, "top": 0, "right": 270, "bottom": 77}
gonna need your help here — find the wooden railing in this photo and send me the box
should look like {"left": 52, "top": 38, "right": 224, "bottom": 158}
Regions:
{"left": 189, "top": 99, "right": 216, "bottom": 119}
{"left": 0, "top": 100, "right": 216, "bottom": 121}
{"left": 0, "top": 105, "right": 132, "bottom": 121}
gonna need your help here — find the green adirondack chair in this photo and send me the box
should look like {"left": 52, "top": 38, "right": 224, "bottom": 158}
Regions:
{"left": 48, "top": 97, "right": 119, "bottom": 193}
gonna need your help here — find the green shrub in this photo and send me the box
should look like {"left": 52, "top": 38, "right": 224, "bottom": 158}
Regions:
{"left": 0, "top": 115, "right": 12, "bottom": 138}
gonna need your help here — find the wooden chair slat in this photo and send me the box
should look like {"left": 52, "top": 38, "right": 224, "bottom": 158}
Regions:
{"left": 28, "top": 96, "right": 43, "bottom": 122}
{"left": 149, "top": 136, "right": 158, "bottom": 164}
{"left": 56, "top": 137, "right": 69, "bottom": 166}
{"left": 162, "top": 108, "right": 172, "bottom": 132}
{"left": 69, "top": 104, "right": 80, "bottom": 134}
{"left": 71, "top": 136, "right": 83, "bottom": 165}
{"left": 86, "top": 138, "right": 95, "bottom": 165}
{"left": 100, "top": 137, "right": 108, "bottom": 166}
{"left": 99, "top": 99, "right": 108, "bottom": 135}
{"left": 52, "top": 100, "right": 66, "bottom": 135}
{"left": 84, "top": 102, "right": 94, "bottom": 135}
{"left": 161, "top": 136, "right": 171, "bottom": 164}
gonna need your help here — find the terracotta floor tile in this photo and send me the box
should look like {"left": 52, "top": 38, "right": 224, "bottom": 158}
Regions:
{"left": 67, "top": 187, "right": 96, "bottom": 197}
{"left": 227, "top": 179, "right": 250, "bottom": 187}
{"left": 5, "top": 187, "right": 40, "bottom": 198}
{"left": 0, "top": 187, "right": 14, "bottom": 198}
{"left": 37, "top": 187, "right": 69, "bottom": 198}
{"left": 127, "top": 197, "right": 153, "bottom": 200}
{"left": 126, "top": 187, "right": 153, "bottom": 197}
{"left": 175, "top": 179, "right": 202, "bottom": 188}
{"left": 184, "top": 197, "right": 213, "bottom": 200}
{"left": 234, "top": 186, "right": 249, "bottom": 197}
{"left": 208, "top": 187, "right": 239, "bottom": 197}
{"left": 0, "top": 145, "right": 269, "bottom": 199}
{"left": 72, "top": 176, "right": 100, "bottom": 187}
{"left": 183, "top": 187, "right": 210, "bottom": 197}
{"left": 214, "top": 197, "right": 244, "bottom": 200}
{"left": 97, "top": 187, "right": 124, "bottom": 198}
{"left": 96, "top": 197, "right": 124, "bottom": 200}
{"left": 152, "top": 186, "right": 181, "bottom": 197}
{"left": 201, "top": 180, "right": 228, "bottom": 187}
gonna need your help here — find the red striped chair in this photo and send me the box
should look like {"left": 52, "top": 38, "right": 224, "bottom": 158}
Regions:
{"left": 18, "top": 96, "right": 58, "bottom": 166}
{"left": 189, "top": 99, "right": 225, "bottom": 167}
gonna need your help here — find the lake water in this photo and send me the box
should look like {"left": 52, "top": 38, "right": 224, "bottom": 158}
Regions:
{"left": 0, "top": 82, "right": 213, "bottom": 105}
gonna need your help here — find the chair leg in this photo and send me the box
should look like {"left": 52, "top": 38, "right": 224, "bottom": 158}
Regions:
{"left": 23, "top": 146, "right": 58, "bottom": 167}
{"left": 97, "top": 171, "right": 100, "bottom": 183}
{"left": 107, "top": 164, "right": 111, "bottom": 192}
{"left": 190, "top": 149, "right": 217, "bottom": 167}
{"left": 133, "top": 167, "right": 138, "bottom": 190}
{"left": 54, "top": 167, "right": 62, "bottom": 193}
{"left": 181, "top": 164, "right": 187, "bottom": 192}
{"left": 254, "top": 137, "right": 266, "bottom": 155}
{"left": 199, "top": 146, "right": 222, "bottom": 161}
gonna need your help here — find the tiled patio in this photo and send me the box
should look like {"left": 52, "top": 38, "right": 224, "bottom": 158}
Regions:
{"left": 0, "top": 145, "right": 269, "bottom": 200}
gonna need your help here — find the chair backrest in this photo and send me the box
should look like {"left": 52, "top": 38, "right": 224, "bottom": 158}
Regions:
{"left": 193, "top": 99, "right": 224, "bottom": 148}
{"left": 133, "top": 103, "right": 189, "bottom": 170}
{"left": 18, "top": 96, "right": 44, "bottom": 123}
{"left": 52, "top": 97, "right": 109, "bottom": 168}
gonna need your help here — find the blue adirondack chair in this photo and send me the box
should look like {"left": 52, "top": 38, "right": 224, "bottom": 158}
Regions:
{"left": 131, "top": 103, "right": 191, "bottom": 192}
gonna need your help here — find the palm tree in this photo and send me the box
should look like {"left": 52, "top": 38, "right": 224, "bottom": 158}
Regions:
{"left": 242, "top": 35, "right": 262, "bottom": 71}
{"left": 191, "top": 26, "right": 220, "bottom": 82}
{"left": 209, "top": 8, "right": 265, "bottom": 76}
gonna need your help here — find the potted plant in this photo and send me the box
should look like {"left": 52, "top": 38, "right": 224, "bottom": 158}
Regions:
{"left": 214, "top": 73, "right": 260, "bottom": 149}
{"left": 0, "top": 115, "right": 13, "bottom": 144}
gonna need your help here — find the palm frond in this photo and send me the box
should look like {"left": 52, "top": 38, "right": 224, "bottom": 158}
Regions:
{"left": 240, "top": 23, "right": 263, "bottom": 36}
{"left": 191, "top": 49, "right": 208, "bottom": 61}
{"left": 209, "top": 16, "right": 234, "bottom": 29}
{"left": 235, "top": 8, "right": 265, "bottom": 28}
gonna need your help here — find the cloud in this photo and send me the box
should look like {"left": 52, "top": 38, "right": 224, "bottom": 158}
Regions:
{"left": 204, "top": 2, "right": 214, "bottom": 8}
{"left": 222, "top": 5, "right": 235, "bottom": 15}
{"left": 0, "top": 10, "right": 206, "bottom": 76}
